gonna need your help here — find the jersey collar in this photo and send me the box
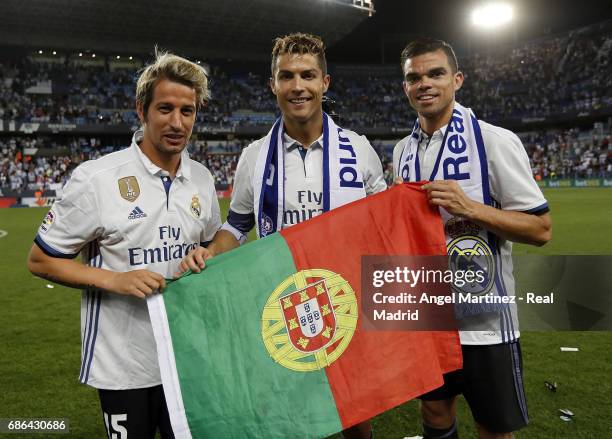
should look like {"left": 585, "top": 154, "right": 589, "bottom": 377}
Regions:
{"left": 282, "top": 130, "right": 323, "bottom": 151}
{"left": 131, "top": 129, "right": 192, "bottom": 180}
{"left": 419, "top": 123, "right": 448, "bottom": 147}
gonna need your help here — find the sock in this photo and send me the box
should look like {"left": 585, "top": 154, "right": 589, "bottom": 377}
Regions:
{"left": 423, "top": 419, "right": 458, "bottom": 439}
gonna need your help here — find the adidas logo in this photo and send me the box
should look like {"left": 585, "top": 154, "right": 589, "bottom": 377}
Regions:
{"left": 128, "top": 206, "right": 147, "bottom": 220}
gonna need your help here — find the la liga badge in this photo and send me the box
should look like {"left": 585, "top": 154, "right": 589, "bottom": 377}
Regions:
{"left": 39, "top": 209, "right": 56, "bottom": 234}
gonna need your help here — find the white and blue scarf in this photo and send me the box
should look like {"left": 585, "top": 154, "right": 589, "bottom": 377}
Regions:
{"left": 253, "top": 113, "right": 366, "bottom": 238}
{"left": 397, "top": 102, "right": 511, "bottom": 319}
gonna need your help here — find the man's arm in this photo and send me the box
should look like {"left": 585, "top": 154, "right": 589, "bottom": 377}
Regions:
{"left": 176, "top": 144, "right": 259, "bottom": 276}
{"left": 27, "top": 165, "right": 164, "bottom": 298}
{"left": 422, "top": 180, "right": 552, "bottom": 246}
{"left": 176, "top": 229, "right": 241, "bottom": 275}
{"left": 28, "top": 244, "right": 166, "bottom": 298}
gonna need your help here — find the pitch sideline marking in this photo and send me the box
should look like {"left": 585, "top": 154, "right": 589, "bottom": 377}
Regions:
{"left": 0, "top": 229, "right": 7, "bottom": 238}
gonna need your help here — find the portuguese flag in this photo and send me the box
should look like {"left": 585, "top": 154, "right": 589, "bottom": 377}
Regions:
{"left": 149, "top": 184, "right": 461, "bottom": 438}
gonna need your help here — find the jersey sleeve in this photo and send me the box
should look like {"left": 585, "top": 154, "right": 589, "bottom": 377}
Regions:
{"left": 392, "top": 138, "right": 408, "bottom": 179}
{"left": 228, "top": 146, "right": 255, "bottom": 216}
{"left": 34, "top": 165, "right": 102, "bottom": 258}
{"left": 201, "top": 178, "right": 222, "bottom": 246}
{"left": 483, "top": 123, "right": 549, "bottom": 213}
{"left": 358, "top": 134, "right": 387, "bottom": 195}
{"left": 222, "top": 144, "right": 257, "bottom": 242}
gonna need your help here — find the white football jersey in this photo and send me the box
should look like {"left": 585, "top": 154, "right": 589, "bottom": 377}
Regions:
{"left": 224, "top": 129, "right": 386, "bottom": 239}
{"left": 35, "top": 132, "right": 221, "bottom": 389}
{"left": 393, "top": 119, "right": 548, "bottom": 345}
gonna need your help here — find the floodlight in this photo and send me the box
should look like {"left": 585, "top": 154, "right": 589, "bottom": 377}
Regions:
{"left": 471, "top": 3, "right": 513, "bottom": 29}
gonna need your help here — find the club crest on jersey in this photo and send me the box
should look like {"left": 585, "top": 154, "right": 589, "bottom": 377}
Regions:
{"left": 261, "top": 269, "right": 358, "bottom": 372}
{"left": 260, "top": 214, "right": 274, "bottom": 237}
{"left": 118, "top": 176, "right": 140, "bottom": 202}
{"left": 39, "top": 209, "right": 56, "bottom": 234}
{"left": 447, "top": 228, "right": 495, "bottom": 297}
{"left": 190, "top": 195, "right": 201, "bottom": 218}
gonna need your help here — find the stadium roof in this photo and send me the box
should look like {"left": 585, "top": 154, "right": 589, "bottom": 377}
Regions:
{"left": 2, "top": 0, "right": 610, "bottom": 63}
{"left": 0, "top": 0, "right": 372, "bottom": 60}
{"left": 330, "top": 0, "right": 612, "bottom": 62}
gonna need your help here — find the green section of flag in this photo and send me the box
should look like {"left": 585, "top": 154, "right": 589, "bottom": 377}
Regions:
{"left": 163, "top": 233, "right": 343, "bottom": 438}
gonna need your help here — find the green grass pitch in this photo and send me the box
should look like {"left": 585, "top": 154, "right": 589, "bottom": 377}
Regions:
{"left": 0, "top": 188, "right": 611, "bottom": 438}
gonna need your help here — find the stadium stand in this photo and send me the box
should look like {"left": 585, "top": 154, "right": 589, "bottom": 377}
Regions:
{"left": 1, "top": 20, "right": 611, "bottom": 195}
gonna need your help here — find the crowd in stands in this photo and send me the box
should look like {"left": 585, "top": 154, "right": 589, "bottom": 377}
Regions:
{"left": 1, "top": 22, "right": 610, "bottom": 129}
{"left": 522, "top": 127, "right": 611, "bottom": 180}
{"left": 0, "top": 138, "right": 72, "bottom": 193}
{"left": 0, "top": 136, "right": 118, "bottom": 193}
{"left": 2, "top": 125, "right": 610, "bottom": 194}
{"left": 0, "top": 136, "right": 248, "bottom": 193}
{"left": 459, "top": 30, "right": 612, "bottom": 122}
{"left": 0, "top": 61, "right": 135, "bottom": 125}
{"left": 1, "top": 21, "right": 611, "bottom": 194}
{"left": 190, "top": 139, "right": 245, "bottom": 185}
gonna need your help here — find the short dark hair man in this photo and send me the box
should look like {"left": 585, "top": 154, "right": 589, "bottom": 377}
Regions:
{"left": 394, "top": 37, "right": 551, "bottom": 439}
{"left": 179, "top": 32, "right": 386, "bottom": 439}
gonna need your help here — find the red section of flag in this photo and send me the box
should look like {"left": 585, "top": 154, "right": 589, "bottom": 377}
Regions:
{"left": 280, "top": 280, "right": 337, "bottom": 353}
{"left": 281, "top": 183, "right": 462, "bottom": 428}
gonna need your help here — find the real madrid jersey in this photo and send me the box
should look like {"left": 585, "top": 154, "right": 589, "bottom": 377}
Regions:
{"left": 393, "top": 119, "right": 548, "bottom": 345}
{"left": 34, "top": 132, "right": 221, "bottom": 389}
{"left": 225, "top": 130, "right": 386, "bottom": 238}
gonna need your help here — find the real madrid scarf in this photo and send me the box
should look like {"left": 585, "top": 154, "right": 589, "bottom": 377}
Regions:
{"left": 253, "top": 113, "right": 366, "bottom": 238}
{"left": 397, "top": 102, "right": 510, "bottom": 319}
